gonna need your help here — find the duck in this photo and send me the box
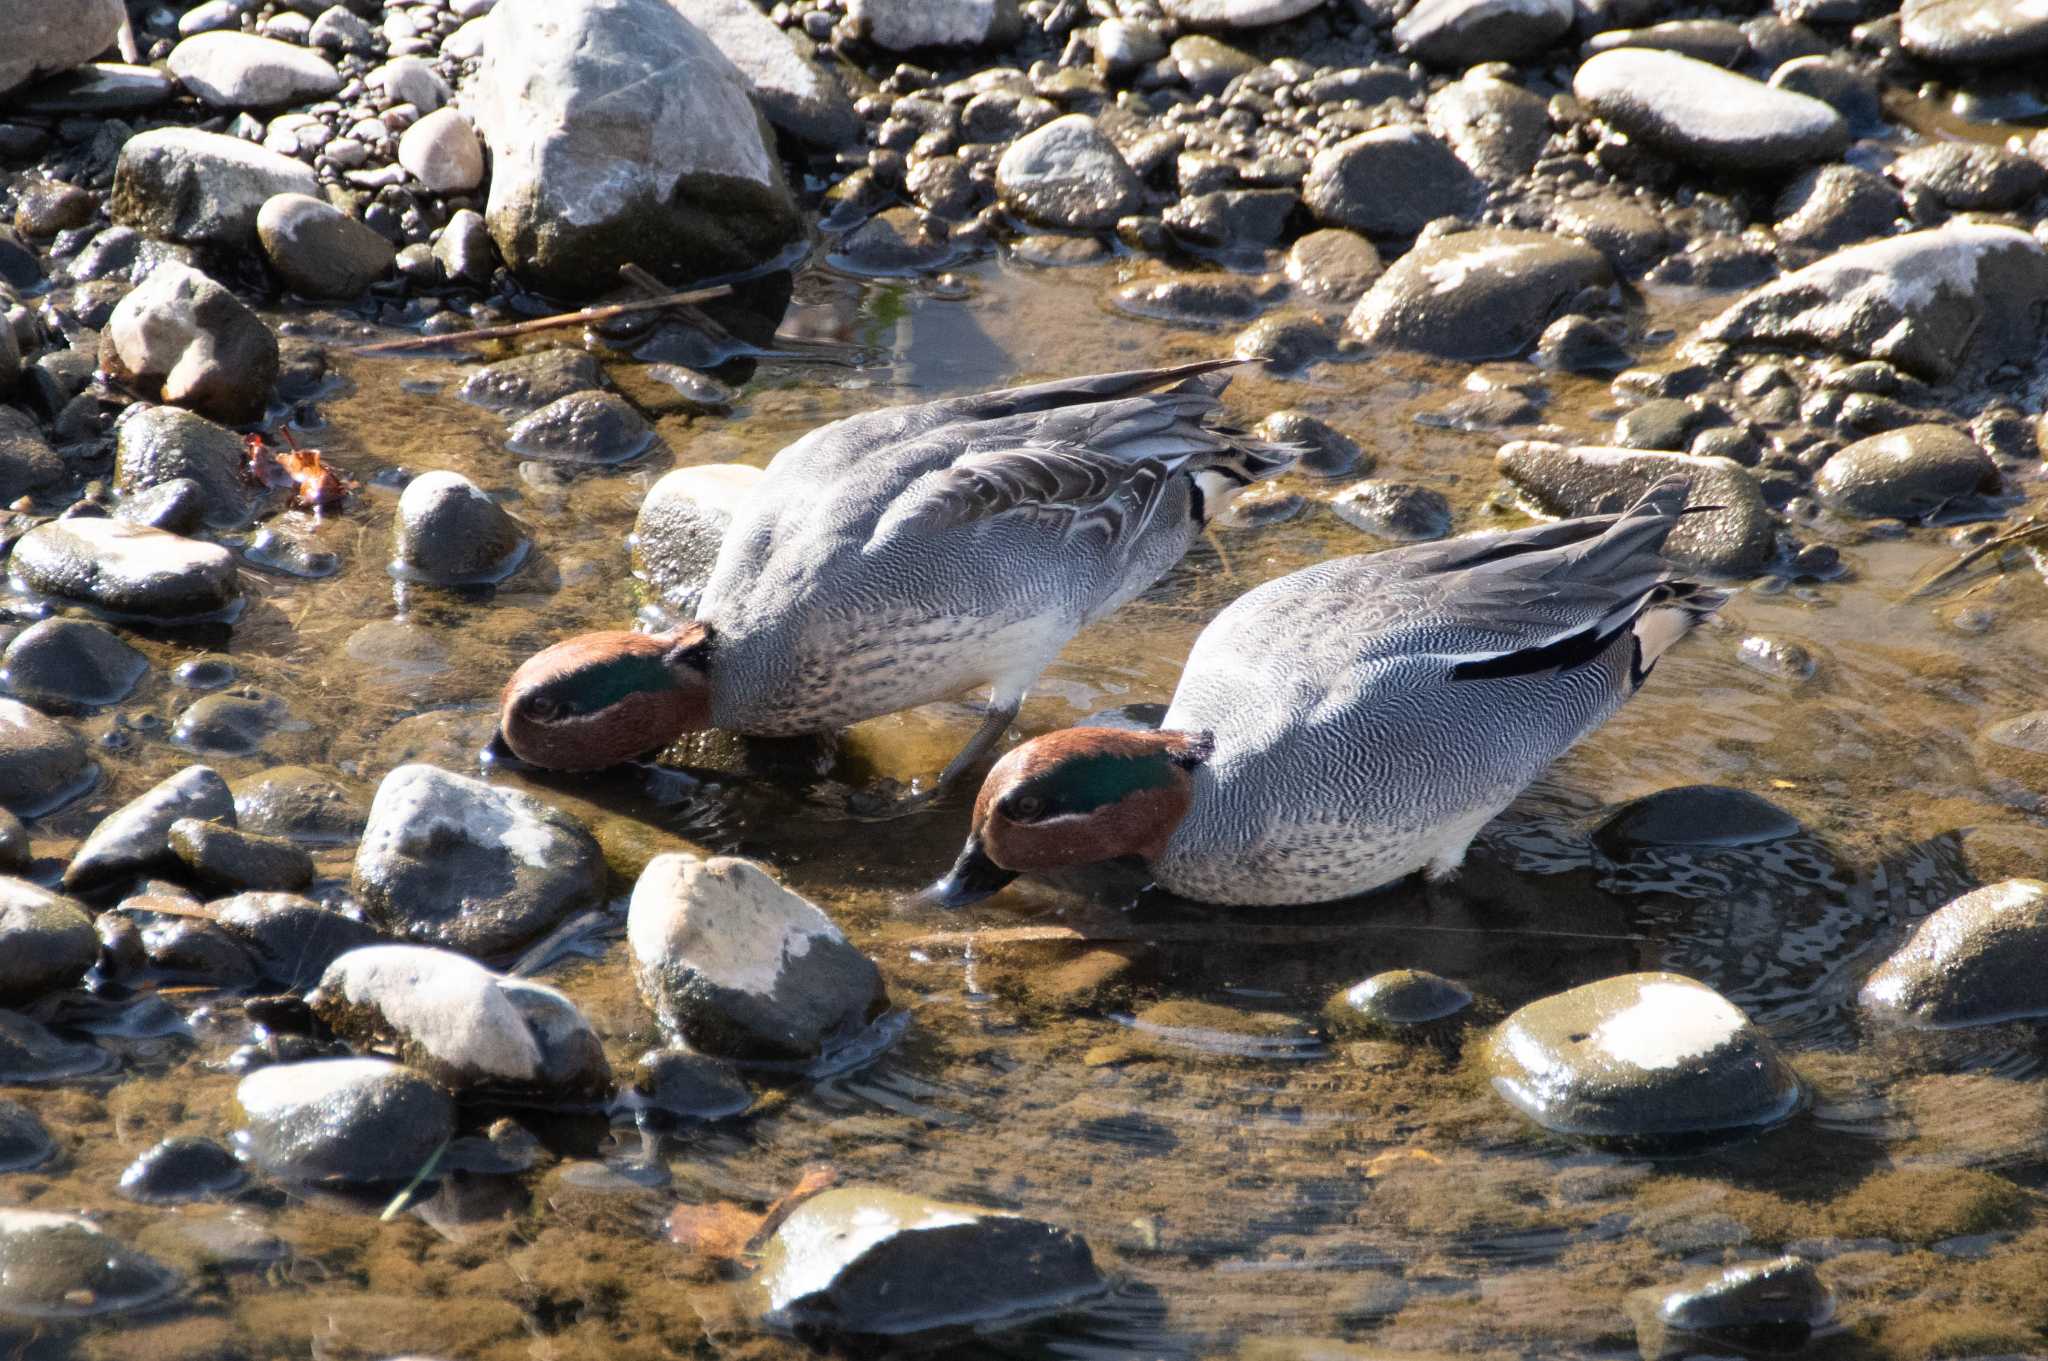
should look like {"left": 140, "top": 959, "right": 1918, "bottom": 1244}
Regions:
{"left": 929, "top": 476, "right": 1725, "bottom": 907}
{"left": 497, "top": 359, "right": 1294, "bottom": 811}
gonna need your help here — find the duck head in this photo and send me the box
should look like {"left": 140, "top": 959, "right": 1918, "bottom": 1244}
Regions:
{"left": 497, "top": 624, "right": 714, "bottom": 769}
{"left": 928, "top": 726, "right": 1212, "bottom": 907}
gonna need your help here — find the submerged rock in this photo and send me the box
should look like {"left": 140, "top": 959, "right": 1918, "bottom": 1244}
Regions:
{"left": 390, "top": 471, "right": 528, "bottom": 586}
{"left": 1814, "top": 426, "right": 2001, "bottom": 521}
{"left": 352, "top": 764, "right": 605, "bottom": 961}
{"left": 117, "top": 1136, "right": 247, "bottom": 1205}
{"left": 0, "top": 1099, "right": 54, "bottom": 1172}
{"left": 0, "top": 1010, "right": 110, "bottom": 1083}
{"left": 233, "top": 766, "right": 368, "bottom": 844}
{"left": 0, "top": 1211, "right": 179, "bottom": 1321}
{"left": 1573, "top": 50, "right": 1847, "bottom": 173}
{"left": 1695, "top": 224, "right": 2048, "bottom": 384}
{"left": 110, "top": 128, "right": 320, "bottom": 250}
{"left": 1594, "top": 786, "right": 1801, "bottom": 854}
{"left": 458, "top": 349, "right": 604, "bottom": 413}
{"left": 628, "top": 852, "right": 887, "bottom": 1063}
{"left": 1496, "top": 443, "right": 1776, "bottom": 575}
{"left": 632, "top": 463, "right": 761, "bottom": 613}
{"left": 1326, "top": 969, "right": 1473, "bottom": 1037}
{"left": 0, "top": 879, "right": 96, "bottom": 1003}
{"left": 995, "top": 114, "right": 1142, "bottom": 232}
{"left": 1329, "top": 481, "right": 1451, "bottom": 541}
{"left": 65, "top": 765, "right": 235, "bottom": 892}
{"left": 311, "top": 944, "right": 611, "bottom": 1099}
{"left": 0, "top": 619, "right": 148, "bottom": 710}
{"left": 1348, "top": 229, "right": 1612, "bottom": 361}
{"left": 233, "top": 1057, "right": 454, "bottom": 1186}
{"left": 1861, "top": 879, "right": 2048, "bottom": 1027}
{"left": 755, "top": 1185, "right": 1106, "bottom": 1343}
{"left": 505, "top": 391, "right": 654, "bottom": 465}
{"left": 1486, "top": 972, "right": 1801, "bottom": 1147}
{"left": 630, "top": 1048, "right": 753, "bottom": 1126}
{"left": 0, "top": 699, "right": 93, "bottom": 818}
{"left": 1648, "top": 1255, "right": 1832, "bottom": 1347}
{"left": 469, "top": 0, "right": 801, "bottom": 295}
{"left": 99, "top": 262, "right": 278, "bottom": 423}
{"left": 1285, "top": 229, "right": 1383, "bottom": 303}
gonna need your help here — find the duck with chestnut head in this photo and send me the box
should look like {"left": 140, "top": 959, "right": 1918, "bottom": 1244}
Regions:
{"left": 497, "top": 360, "right": 1294, "bottom": 811}
{"left": 932, "top": 476, "right": 1724, "bottom": 907}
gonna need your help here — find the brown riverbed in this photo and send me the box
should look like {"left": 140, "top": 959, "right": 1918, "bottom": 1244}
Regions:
{"left": 10, "top": 239, "right": 2048, "bottom": 1359}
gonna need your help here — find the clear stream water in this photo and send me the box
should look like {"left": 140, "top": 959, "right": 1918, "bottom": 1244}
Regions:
{"left": 9, "top": 236, "right": 2048, "bottom": 1360}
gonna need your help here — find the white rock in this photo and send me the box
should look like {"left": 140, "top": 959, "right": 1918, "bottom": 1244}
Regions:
{"left": 1160, "top": 0, "right": 1327, "bottom": 28}
{"left": 370, "top": 55, "right": 450, "bottom": 112}
{"left": 848, "top": 0, "right": 1022, "bottom": 49}
{"left": 398, "top": 107, "right": 484, "bottom": 192}
{"left": 0, "top": 0, "right": 127, "bottom": 99}
{"left": 166, "top": 31, "right": 344, "bottom": 108}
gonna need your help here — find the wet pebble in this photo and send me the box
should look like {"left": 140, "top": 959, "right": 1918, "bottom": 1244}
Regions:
{"left": 1255, "top": 411, "right": 1369, "bottom": 478}
{"left": 1329, "top": 481, "right": 1452, "bottom": 541}
{"left": 172, "top": 690, "right": 289, "bottom": 757}
{"left": 233, "top": 1056, "right": 454, "bottom": 1186}
{"left": 353, "top": 763, "right": 606, "bottom": 960}
{"left": 0, "top": 619, "right": 147, "bottom": 710}
{"left": 0, "top": 1098, "right": 54, "bottom": 1172}
{"left": 0, "top": 878, "right": 95, "bottom": 1003}
{"left": 0, "top": 1010, "right": 111, "bottom": 1083}
{"left": 1166, "top": 190, "right": 1299, "bottom": 255}
{"left": 834, "top": 206, "right": 954, "bottom": 275}
{"left": 0, "top": 1210, "right": 180, "bottom": 1320}
{"left": 1534, "top": 315, "right": 1630, "bottom": 374}
{"left": 256, "top": 192, "right": 395, "bottom": 299}
{"left": 243, "top": 527, "right": 340, "bottom": 579}
{"left": 1485, "top": 972, "right": 1802, "bottom": 1148}
{"left": 1814, "top": 425, "right": 1999, "bottom": 522}
{"left": 1737, "top": 635, "right": 1818, "bottom": 683}
{"left": 1113, "top": 274, "right": 1266, "bottom": 326}
{"left": 311, "top": 943, "right": 611, "bottom": 1099}
{"left": 115, "top": 478, "right": 209, "bottom": 535}
{"left": 1304, "top": 127, "right": 1479, "bottom": 240}
{"left": 9, "top": 518, "right": 241, "bottom": 620}
{"left": 98, "top": 260, "right": 278, "bottom": 423}
{"left": 0, "top": 699, "right": 95, "bottom": 818}
{"left": 167, "top": 818, "right": 313, "bottom": 892}
{"left": 392, "top": 471, "right": 528, "bottom": 587}
{"left": 434, "top": 208, "right": 496, "bottom": 285}
{"left": 458, "top": 348, "right": 604, "bottom": 414}
{"left": 632, "top": 463, "right": 763, "bottom": 613}
{"left": 1284, "top": 228, "right": 1382, "bottom": 303}
{"left": 1495, "top": 442, "right": 1777, "bottom": 575}
{"left": 1593, "top": 785, "right": 1802, "bottom": 853}
{"left": 1646, "top": 1255, "right": 1832, "bottom": 1349}
{"left": 207, "top": 893, "right": 382, "bottom": 991}
{"left": 630, "top": 1047, "right": 753, "bottom": 1126}
{"left": 995, "top": 114, "right": 1141, "bottom": 232}
{"left": 113, "top": 405, "right": 254, "bottom": 528}
{"left": 1861, "top": 879, "right": 2048, "bottom": 1027}
{"left": 0, "top": 810, "right": 25, "bottom": 874}
{"left": 233, "top": 766, "right": 366, "bottom": 844}
{"left": 1350, "top": 229, "right": 1612, "bottom": 362}
{"left": 755, "top": 1185, "right": 1105, "bottom": 1343}
{"left": 1890, "top": 142, "right": 2046, "bottom": 212}
{"left": 1574, "top": 49, "right": 1847, "bottom": 172}
{"left": 65, "top": 764, "right": 234, "bottom": 892}
{"left": 629, "top": 852, "right": 888, "bottom": 1063}
{"left": 1773, "top": 164, "right": 1904, "bottom": 255}
{"left": 1326, "top": 969, "right": 1473, "bottom": 1037}
{"left": 117, "top": 1136, "right": 247, "bottom": 1205}
{"left": 1234, "top": 310, "right": 1337, "bottom": 370}
{"left": 506, "top": 391, "right": 654, "bottom": 465}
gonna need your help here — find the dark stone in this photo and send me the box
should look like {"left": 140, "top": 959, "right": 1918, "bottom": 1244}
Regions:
{"left": 117, "top": 1136, "right": 246, "bottom": 1204}
{"left": 1329, "top": 480, "right": 1452, "bottom": 540}
{"left": 1814, "top": 425, "right": 2000, "bottom": 521}
{"left": 1304, "top": 127, "right": 1480, "bottom": 239}
{"left": 0, "top": 619, "right": 148, "bottom": 710}
{"left": 65, "top": 765, "right": 235, "bottom": 892}
{"left": 1594, "top": 786, "right": 1802, "bottom": 854}
{"left": 1348, "top": 229, "right": 1613, "bottom": 361}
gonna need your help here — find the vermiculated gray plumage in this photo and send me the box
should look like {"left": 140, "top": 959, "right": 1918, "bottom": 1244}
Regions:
{"left": 695, "top": 360, "right": 1293, "bottom": 736}
{"left": 1154, "top": 476, "right": 1722, "bottom": 905}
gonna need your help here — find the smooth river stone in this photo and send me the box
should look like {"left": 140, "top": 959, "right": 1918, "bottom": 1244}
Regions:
{"left": 165, "top": 32, "right": 343, "bottom": 108}
{"left": 1861, "top": 879, "right": 2048, "bottom": 1027}
{"left": 1901, "top": 0, "right": 2048, "bottom": 64}
{"left": 1486, "top": 971, "right": 1802, "bottom": 1147}
{"left": 0, "top": 699, "right": 94, "bottom": 817}
{"left": 0, "top": 1211, "right": 180, "bottom": 1321}
{"left": 233, "top": 1056, "right": 454, "bottom": 1185}
{"left": 1347, "top": 228, "right": 1612, "bottom": 361}
{"left": 632, "top": 463, "right": 762, "bottom": 614}
{"left": 9, "top": 519, "right": 240, "bottom": 619}
{"left": 1161, "top": 0, "right": 1327, "bottom": 27}
{"left": 1573, "top": 49, "right": 1848, "bottom": 173}
{"left": 996, "top": 114, "right": 1142, "bottom": 232}
{"left": 1495, "top": 443, "right": 1776, "bottom": 576}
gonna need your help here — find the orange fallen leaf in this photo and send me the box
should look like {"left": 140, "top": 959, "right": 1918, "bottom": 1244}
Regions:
{"left": 244, "top": 427, "right": 354, "bottom": 512}
{"left": 665, "top": 1164, "right": 839, "bottom": 1269}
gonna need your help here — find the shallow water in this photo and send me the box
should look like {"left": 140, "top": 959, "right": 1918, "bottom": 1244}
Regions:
{"left": 9, "top": 233, "right": 2048, "bottom": 1359}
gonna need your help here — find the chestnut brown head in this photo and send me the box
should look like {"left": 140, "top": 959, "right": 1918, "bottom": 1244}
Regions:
{"left": 497, "top": 624, "right": 714, "bottom": 770}
{"left": 927, "top": 726, "right": 1211, "bottom": 907}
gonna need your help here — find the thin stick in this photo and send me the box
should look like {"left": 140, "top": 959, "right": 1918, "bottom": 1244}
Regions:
{"left": 348, "top": 285, "right": 735, "bottom": 354}
{"left": 1910, "top": 513, "right": 2048, "bottom": 598}
{"left": 379, "top": 1139, "right": 450, "bottom": 1221}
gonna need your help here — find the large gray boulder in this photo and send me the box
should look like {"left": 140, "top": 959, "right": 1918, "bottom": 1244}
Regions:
{"left": 110, "top": 128, "right": 320, "bottom": 250}
{"left": 468, "top": 0, "right": 801, "bottom": 296}
{"left": 0, "top": 0, "right": 127, "bottom": 99}
{"left": 1695, "top": 224, "right": 2048, "bottom": 384}
{"left": 674, "top": 0, "right": 857, "bottom": 146}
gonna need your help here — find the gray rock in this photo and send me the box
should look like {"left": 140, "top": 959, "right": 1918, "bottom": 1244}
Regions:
{"left": 458, "top": 349, "right": 603, "bottom": 413}
{"left": 99, "top": 261, "right": 278, "bottom": 422}
{"left": 0, "top": 809, "right": 24, "bottom": 874}
{"left": 1326, "top": 969, "right": 1473, "bottom": 1036}
{"left": 1161, "top": 0, "right": 1325, "bottom": 24}
{"left": 1573, "top": 49, "right": 1846, "bottom": 173}
{"left": 1584, "top": 17, "right": 1748, "bottom": 63}
{"left": 113, "top": 405, "right": 255, "bottom": 527}
{"left": 0, "top": 1099, "right": 53, "bottom": 1172}
{"left": 680, "top": 0, "right": 857, "bottom": 145}
{"left": 1396, "top": 0, "right": 1572, "bottom": 64}
{"left": 1650, "top": 1256, "right": 1832, "bottom": 1342}
{"left": 0, "top": 619, "right": 148, "bottom": 710}
{"left": 630, "top": 1047, "right": 752, "bottom": 1125}
{"left": 632, "top": 463, "right": 761, "bottom": 613}
{"left": 1285, "top": 228, "right": 1383, "bottom": 302}
{"left": 0, "top": 1211, "right": 179, "bottom": 1321}
{"left": 1773, "top": 164, "right": 1903, "bottom": 255}
{"left": 1094, "top": 18, "right": 1167, "bottom": 73}
{"left": 1347, "top": 229, "right": 1612, "bottom": 361}
{"left": 506, "top": 391, "right": 653, "bottom": 464}
{"left": 0, "top": 0, "right": 127, "bottom": 100}
{"left": 1547, "top": 192, "right": 1669, "bottom": 274}
{"left": 165, "top": 32, "right": 343, "bottom": 107}
{"left": 172, "top": 690, "right": 288, "bottom": 756}
{"left": 835, "top": 207, "right": 955, "bottom": 275}
{"left": 311, "top": 944, "right": 611, "bottom": 1098}
{"left": 368, "top": 55, "right": 450, "bottom": 112}
{"left": 1861, "top": 879, "right": 2048, "bottom": 1026}
{"left": 1164, "top": 190, "right": 1299, "bottom": 253}
{"left": 1901, "top": 0, "right": 2048, "bottom": 64}
{"left": 352, "top": 764, "right": 606, "bottom": 961}
{"left": 0, "top": 1009, "right": 110, "bottom": 1082}
{"left": 0, "top": 409, "right": 61, "bottom": 505}
{"left": 1233, "top": 309, "right": 1337, "bottom": 369}
{"left": 233, "top": 1057, "right": 455, "bottom": 1185}
{"left": 996, "top": 114, "right": 1142, "bottom": 233}
{"left": 1889, "top": 142, "right": 2047, "bottom": 212}
{"left": 628, "top": 852, "right": 887, "bottom": 1063}
{"left": 847, "top": 0, "right": 1022, "bottom": 49}
{"left": 0, "top": 878, "right": 96, "bottom": 1003}
{"left": 256, "top": 193, "right": 395, "bottom": 300}
{"left": 433, "top": 208, "right": 496, "bottom": 285}
{"left": 117, "top": 1136, "right": 247, "bottom": 1205}
{"left": 397, "top": 108, "right": 485, "bottom": 194}
{"left": 168, "top": 818, "right": 313, "bottom": 892}
{"left": 1426, "top": 74, "right": 1551, "bottom": 186}
{"left": 1814, "top": 425, "right": 1999, "bottom": 521}
{"left": 232, "top": 766, "right": 367, "bottom": 844}
{"left": 308, "top": 4, "right": 376, "bottom": 52}
{"left": 1256, "top": 411, "right": 1369, "bottom": 478}
{"left": 755, "top": 1186, "right": 1106, "bottom": 1342}
{"left": 1593, "top": 786, "right": 1800, "bottom": 854}
{"left": 1768, "top": 56, "right": 1882, "bottom": 132}
{"left": 390, "top": 470, "right": 528, "bottom": 585}
{"left": 11, "top": 519, "right": 240, "bottom": 620}
{"left": 469, "top": 0, "right": 801, "bottom": 295}
{"left": 1497, "top": 443, "right": 1776, "bottom": 575}
{"left": 1486, "top": 971, "right": 1802, "bottom": 1147}
{"left": 211, "top": 892, "right": 385, "bottom": 989}
{"left": 1169, "top": 33, "right": 1258, "bottom": 93}
{"left": 65, "top": 764, "right": 235, "bottom": 891}
{"left": 1695, "top": 224, "right": 2048, "bottom": 384}
{"left": 1614, "top": 397, "right": 1692, "bottom": 450}
{"left": 1304, "top": 127, "right": 1480, "bottom": 239}
{"left": 1329, "top": 480, "right": 1452, "bottom": 540}
{"left": 0, "top": 700, "right": 93, "bottom": 818}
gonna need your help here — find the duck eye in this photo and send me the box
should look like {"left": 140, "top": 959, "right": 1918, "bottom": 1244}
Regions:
{"left": 1009, "top": 794, "right": 1047, "bottom": 822}
{"left": 524, "top": 695, "right": 564, "bottom": 722}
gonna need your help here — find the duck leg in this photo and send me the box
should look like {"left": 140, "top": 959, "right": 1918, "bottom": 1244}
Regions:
{"left": 845, "top": 693, "right": 1022, "bottom": 820}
